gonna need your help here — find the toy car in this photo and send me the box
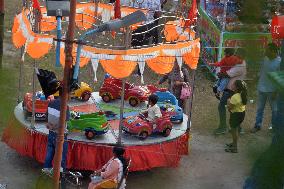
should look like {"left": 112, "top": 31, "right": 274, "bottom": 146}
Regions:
{"left": 155, "top": 91, "right": 184, "bottom": 123}
{"left": 99, "top": 78, "right": 165, "bottom": 107}
{"left": 54, "top": 82, "right": 93, "bottom": 101}
{"left": 122, "top": 113, "right": 173, "bottom": 140}
{"left": 67, "top": 112, "right": 109, "bottom": 140}
{"left": 22, "top": 91, "right": 54, "bottom": 121}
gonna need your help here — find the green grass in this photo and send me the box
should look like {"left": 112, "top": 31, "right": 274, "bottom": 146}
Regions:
{"left": 0, "top": 58, "right": 18, "bottom": 131}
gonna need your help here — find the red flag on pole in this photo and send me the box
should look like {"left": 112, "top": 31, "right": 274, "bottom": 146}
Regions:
{"left": 185, "top": 0, "right": 197, "bottom": 28}
{"left": 114, "top": 0, "right": 121, "bottom": 19}
{"left": 112, "top": 0, "right": 121, "bottom": 38}
{"left": 32, "top": 0, "right": 41, "bottom": 11}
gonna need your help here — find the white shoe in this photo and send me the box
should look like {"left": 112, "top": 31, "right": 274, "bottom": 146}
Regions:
{"left": 268, "top": 125, "right": 273, "bottom": 130}
{"left": 50, "top": 167, "right": 64, "bottom": 173}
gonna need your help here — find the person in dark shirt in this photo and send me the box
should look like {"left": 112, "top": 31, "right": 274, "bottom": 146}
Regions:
{"left": 158, "top": 61, "right": 190, "bottom": 108}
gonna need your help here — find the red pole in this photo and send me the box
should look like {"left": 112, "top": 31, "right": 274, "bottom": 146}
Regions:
{"left": 52, "top": 0, "right": 77, "bottom": 188}
{"left": 185, "top": 0, "right": 197, "bottom": 27}
{"left": 114, "top": 0, "right": 121, "bottom": 19}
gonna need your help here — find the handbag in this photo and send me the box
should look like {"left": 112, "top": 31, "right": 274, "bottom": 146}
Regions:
{"left": 180, "top": 83, "right": 191, "bottom": 100}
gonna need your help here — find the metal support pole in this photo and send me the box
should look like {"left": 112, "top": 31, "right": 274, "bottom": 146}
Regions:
{"left": 52, "top": 0, "right": 76, "bottom": 188}
{"left": 30, "top": 1, "right": 41, "bottom": 129}
{"left": 31, "top": 60, "right": 36, "bottom": 129}
{"left": 217, "top": 0, "right": 228, "bottom": 61}
{"left": 281, "top": 40, "right": 284, "bottom": 70}
{"left": 73, "top": 28, "right": 99, "bottom": 80}
{"left": 18, "top": 48, "right": 24, "bottom": 104}
{"left": 117, "top": 27, "right": 131, "bottom": 145}
{"left": 187, "top": 69, "right": 196, "bottom": 131}
{"left": 118, "top": 80, "right": 125, "bottom": 145}
{"left": 55, "top": 16, "right": 62, "bottom": 67}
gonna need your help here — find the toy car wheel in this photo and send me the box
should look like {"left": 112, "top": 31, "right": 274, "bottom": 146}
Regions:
{"left": 81, "top": 91, "right": 91, "bottom": 101}
{"left": 85, "top": 130, "right": 95, "bottom": 140}
{"left": 129, "top": 97, "right": 139, "bottom": 107}
{"left": 102, "top": 93, "right": 112, "bottom": 103}
{"left": 163, "top": 128, "right": 171, "bottom": 137}
{"left": 139, "top": 131, "right": 148, "bottom": 140}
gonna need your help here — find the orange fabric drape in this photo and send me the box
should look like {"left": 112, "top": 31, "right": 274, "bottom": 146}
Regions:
{"left": 26, "top": 36, "right": 54, "bottom": 59}
{"left": 183, "top": 41, "right": 200, "bottom": 69}
{"left": 164, "top": 19, "right": 196, "bottom": 42}
{"left": 12, "top": 13, "right": 26, "bottom": 48}
{"left": 40, "top": 8, "right": 57, "bottom": 32}
{"left": 12, "top": 30, "right": 26, "bottom": 48}
{"left": 146, "top": 52, "right": 175, "bottom": 74}
{"left": 76, "top": 8, "right": 97, "bottom": 30}
{"left": 179, "top": 30, "right": 195, "bottom": 41}
{"left": 60, "top": 46, "right": 90, "bottom": 67}
{"left": 40, "top": 17, "right": 57, "bottom": 32}
{"left": 164, "top": 21, "right": 180, "bottom": 42}
{"left": 100, "top": 55, "right": 136, "bottom": 78}
{"left": 12, "top": 16, "right": 20, "bottom": 33}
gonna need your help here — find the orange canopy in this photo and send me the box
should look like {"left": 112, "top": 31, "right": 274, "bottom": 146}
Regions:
{"left": 12, "top": 8, "right": 200, "bottom": 79}
{"left": 100, "top": 55, "right": 136, "bottom": 78}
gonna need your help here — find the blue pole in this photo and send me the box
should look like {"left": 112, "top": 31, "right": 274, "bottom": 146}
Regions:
{"left": 55, "top": 16, "right": 62, "bottom": 67}
{"left": 73, "top": 29, "right": 99, "bottom": 80}
{"left": 73, "top": 42, "right": 83, "bottom": 79}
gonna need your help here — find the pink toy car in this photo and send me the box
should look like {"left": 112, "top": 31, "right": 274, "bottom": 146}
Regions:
{"left": 122, "top": 113, "right": 173, "bottom": 140}
{"left": 99, "top": 78, "right": 165, "bottom": 107}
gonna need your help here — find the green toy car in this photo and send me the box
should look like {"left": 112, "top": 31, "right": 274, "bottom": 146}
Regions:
{"left": 67, "top": 112, "right": 109, "bottom": 140}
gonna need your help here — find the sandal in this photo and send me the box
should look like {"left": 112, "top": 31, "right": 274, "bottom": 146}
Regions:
{"left": 215, "top": 93, "right": 221, "bottom": 100}
{"left": 225, "top": 148, "right": 238, "bottom": 153}
{"left": 225, "top": 143, "right": 233, "bottom": 148}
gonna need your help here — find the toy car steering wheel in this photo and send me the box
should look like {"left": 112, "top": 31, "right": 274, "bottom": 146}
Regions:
{"left": 138, "top": 113, "right": 146, "bottom": 119}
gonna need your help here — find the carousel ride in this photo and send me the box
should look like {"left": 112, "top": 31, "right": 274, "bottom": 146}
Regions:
{"left": 2, "top": 0, "right": 200, "bottom": 172}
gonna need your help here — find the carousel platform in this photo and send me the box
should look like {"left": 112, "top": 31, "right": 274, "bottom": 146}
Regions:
{"left": 2, "top": 93, "right": 190, "bottom": 172}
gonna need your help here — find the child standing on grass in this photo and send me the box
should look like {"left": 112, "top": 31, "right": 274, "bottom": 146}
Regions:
{"left": 225, "top": 80, "right": 247, "bottom": 153}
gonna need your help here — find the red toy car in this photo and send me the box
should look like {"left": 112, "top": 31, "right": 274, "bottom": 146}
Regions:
{"left": 99, "top": 78, "right": 164, "bottom": 107}
{"left": 122, "top": 113, "right": 173, "bottom": 140}
{"left": 22, "top": 92, "right": 54, "bottom": 121}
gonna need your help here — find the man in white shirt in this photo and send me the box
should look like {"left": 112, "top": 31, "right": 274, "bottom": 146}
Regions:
{"left": 251, "top": 43, "right": 280, "bottom": 133}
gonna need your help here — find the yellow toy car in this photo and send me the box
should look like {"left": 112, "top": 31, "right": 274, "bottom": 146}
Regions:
{"left": 54, "top": 82, "right": 93, "bottom": 101}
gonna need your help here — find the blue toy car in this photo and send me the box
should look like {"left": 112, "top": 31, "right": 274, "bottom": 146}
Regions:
{"left": 155, "top": 91, "right": 183, "bottom": 123}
